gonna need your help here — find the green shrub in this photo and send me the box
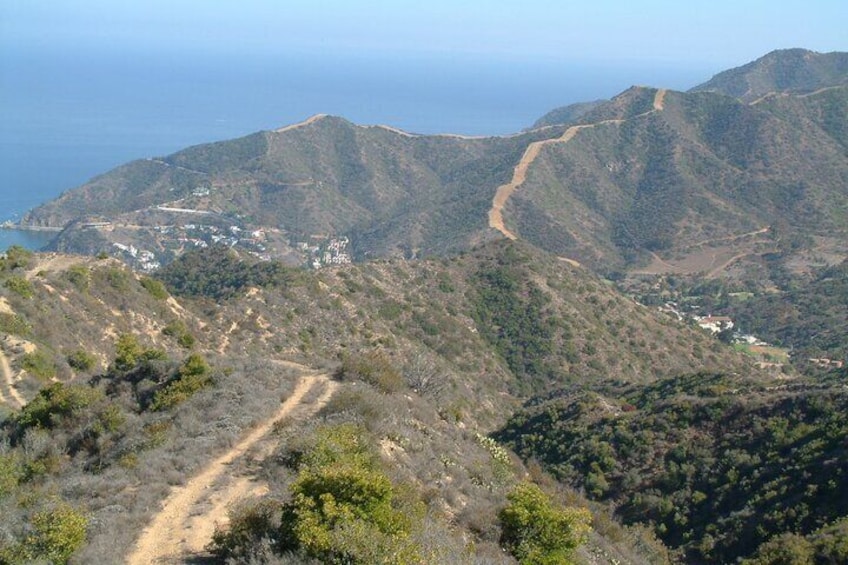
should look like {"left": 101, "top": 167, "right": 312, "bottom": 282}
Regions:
{"left": 64, "top": 265, "right": 90, "bottom": 292}
{"left": 21, "top": 349, "right": 57, "bottom": 381}
{"left": 162, "top": 321, "right": 195, "bottom": 349}
{"left": 336, "top": 352, "right": 405, "bottom": 394}
{"left": 0, "top": 313, "right": 31, "bottom": 337}
{"left": 112, "top": 334, "right": 164, "bottom": 371}
{"left": 282, "top": 424, "right": 422, "bottom": 563}
{"left": 140, "top": 276, "right": 168, "bottom": 299}
{"left": 21, "top": 502, "right": 88, "bottom": 565}
{"left": 113, "top": 334, "right": 143, "bottom": 371}
{"left": 66, "top": 349, "right": 97, "bottom": 372}
{"left": 150, "top": 353, "right": 211, "bottom": 411}
{"left": 499, "top": 482, "right": 591, "bottom": 565}
{"left": 16, "top": 383, "right": 105, "bottom": 431}
{"left": 4, "top": 276, "right": 34, "bottom": 298}
{"left": 0, "top": 451, "right": 22, "bottom": 498}
{"left": 1, "top": 245, "right": 33, "bottom": 271}
{"left": 104, "top": 267, "right": 130, "bottom": 291}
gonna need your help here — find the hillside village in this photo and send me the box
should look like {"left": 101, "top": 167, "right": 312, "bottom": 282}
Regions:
{"left": 75, "top": 216, "right": 352, "bottom": 272}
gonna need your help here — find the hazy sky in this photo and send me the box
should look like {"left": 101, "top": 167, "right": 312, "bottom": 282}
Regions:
{"left": 2, "top": 0, "right": 845, "bottom": 67}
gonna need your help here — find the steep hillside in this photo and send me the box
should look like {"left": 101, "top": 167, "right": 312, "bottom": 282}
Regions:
{"left": 23, "top": 116, "right": 564, "bottom": 264}
{"left": 691, "top": 48, "right": 848, "bottom": 102}
{"left": 504, "top": 85, "right": 848, "bottom": 279}
{"left": 496, "top": 373, "right": 848, "bottom": 563}
{"left": 158, "top": 241, "right": 753, "bottom": 398}
{"left": 1, "top": 244, "right": 745, "bottom": 563}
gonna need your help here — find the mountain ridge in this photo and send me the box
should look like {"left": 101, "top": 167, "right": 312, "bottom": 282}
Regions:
{"left": 19, "top": 49, "right": 848, "bottom": 289}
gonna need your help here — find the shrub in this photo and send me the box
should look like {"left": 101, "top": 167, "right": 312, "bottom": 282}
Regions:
{"left": 1, "top": 245, "right": 33, "bottom": 271}
{"left": 21, "top": 349, "right": 57, "bottom": 381}
{"left": 336, "top": 352, "right": 405, "bottom": 394}
{"left": 280, "top": 424, "right": 423, "bottom": 563}
{"left": 0, "top": 451, "right": 22, "bottom": 498}
{"left": 499, "top": 482, "right": 591, "bottom": 565}
{"left": 104, "top": 267, "right": 130, "bottom": 290}
{"left": 66, "top": 349, "right": 97, "bottom": 372}
{"left": 0, "top": 313, "right": 31, "bottom": 337}
{"left": 162, "top": 321, "right": 195, "bottom": 349}
{"left": 209, "top": 499, "right": 284, "bottom": 561}
{"left": 114, "top": 334, "right": 144, "bottom": 371}
{"left": 16, "top": 383, "right": 104, "bottom": 431}
{"left": 212, "top": 424, "right": 424, "bottom": 564}
{"left": 150, "top": 353, "right": 211, "bottom": 411}
{"left": 140, "top": 276, "right": 168, "bottom": 300}
{"left": 4, "top": 276, "right": 34, "bottom": 298}
{"left": 21, "top": 502, "right": 88, "bottom": 564}
{"left": 112, "top": 334, "right": 166, "bottom": 372}
{"left": 65, "top": 265, "right": 90, "bottom": 292}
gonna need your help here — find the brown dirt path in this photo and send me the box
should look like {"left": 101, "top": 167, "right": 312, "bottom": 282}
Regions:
{"left": 706, "top": 252, "right": 754, "bottom": 278}
{"left": 488, "top": 124, "right": 596, "bottom": 239}
{"left": 0, "top": 345, "right": 24, "bottom": 409}
{"left": 685, "top": 226, "right": 770, "bottom": 250}
{"left": 488, "top": 89, "right": 666, "bottom": 240}
{"left": 25, "top": 253, "right": 87, "bottom": 280}
{"left": 273, "top": 114, "right": 328, "bottom": 133}
{"left": 126, "top": 372, "right": 337, "bottom": 565}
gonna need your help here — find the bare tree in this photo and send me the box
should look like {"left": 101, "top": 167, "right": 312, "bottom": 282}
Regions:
{"left": 403, "top": 353, "right": 447, "bottom": 399}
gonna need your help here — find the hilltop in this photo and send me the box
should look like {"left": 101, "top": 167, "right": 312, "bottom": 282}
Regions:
{"left": 690, "top": 48, "right": 848, "bottom": 102}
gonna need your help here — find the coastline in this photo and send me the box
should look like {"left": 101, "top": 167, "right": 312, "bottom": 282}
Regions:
{"left": 0, "top": 221, "right": 62, "bottom": 233}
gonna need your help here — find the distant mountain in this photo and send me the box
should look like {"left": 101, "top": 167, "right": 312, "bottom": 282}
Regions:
{"left": 690, "top": 48, "right": 848, "bottom": 102}
{"left": 531, "top": 99, "right": 606, "bottom": 128}
{"left": 20, "top": 50, "right": 848, "bottom": 286}
{"left": 23, "top": 117, "right": 566, "bottom": 262}
{"left": 502, "top": 84, "right": 848, "bottom": 278}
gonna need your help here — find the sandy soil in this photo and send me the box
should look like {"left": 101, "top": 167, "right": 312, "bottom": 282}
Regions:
{"left": 0, "top": 345, "right": 24, "bottom": 409}
{"left": 126, "top": 372, "right": 337, "bottom": 564}
{"left": 25, "top": 253, "right": 87, "bottom": 280}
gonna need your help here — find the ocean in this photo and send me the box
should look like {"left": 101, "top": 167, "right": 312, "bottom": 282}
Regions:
{"left": 0, "top": 49, "right": 712, "bottom": 250}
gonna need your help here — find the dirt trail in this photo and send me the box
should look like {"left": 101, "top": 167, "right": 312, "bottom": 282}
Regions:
{"left": 25, "top": 253, "right": 86, "bottom": 280}
{"left": 0, "top": 346, "right": 24, "bottom": 409}
{"left": 653, "top": 88, "right": 667, "bottom": 110}
{"left": 706, "top": 252, "right": 753, "bottom": 278}
{"left": 488, "top": 124, "right": 596, "bottom": 239}
{"left": 273, "top": 114, "right": 328, "bottom": 134}
{"left": 799, "top": 85, "right": 846, "bottom": 98}
{"left": 488, "top": 89, "right": 666, "bottom": 239}
{"left": 127, "top": 373, "right": 338, "bottom": 565}
{"left": 685, "top": 226, "right": 771, "bottom": 250}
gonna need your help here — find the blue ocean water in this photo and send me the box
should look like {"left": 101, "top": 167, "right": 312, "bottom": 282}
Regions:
{"left": 0, "top": 49, "right": 712, "bottom": 250}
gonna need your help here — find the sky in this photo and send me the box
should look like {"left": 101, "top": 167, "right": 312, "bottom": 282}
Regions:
{"left": 0, "top": 0, "right": 845, "bottom": 238}
{"left": 2, "top": 0, "right": 846, "bottom": 68}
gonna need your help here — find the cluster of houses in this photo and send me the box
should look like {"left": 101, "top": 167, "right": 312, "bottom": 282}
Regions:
{"left": 661, "top": 302, "right": 774, "bottom": 345}
{"left": 297, "top": 236, "right": 352, "bottom": 269}
{"left": 112, "top": 243, "right": 160, "bottom": 272}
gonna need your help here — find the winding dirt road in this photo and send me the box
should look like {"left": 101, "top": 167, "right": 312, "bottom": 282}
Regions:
{"left": 127, "top": 372, "right": 337, "bottom": 565}
{"left": 488, "top": 89, "right": 667, "bottom": 240}
{"left": 0, "top": 345, "right": 24, "bottom": 409}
